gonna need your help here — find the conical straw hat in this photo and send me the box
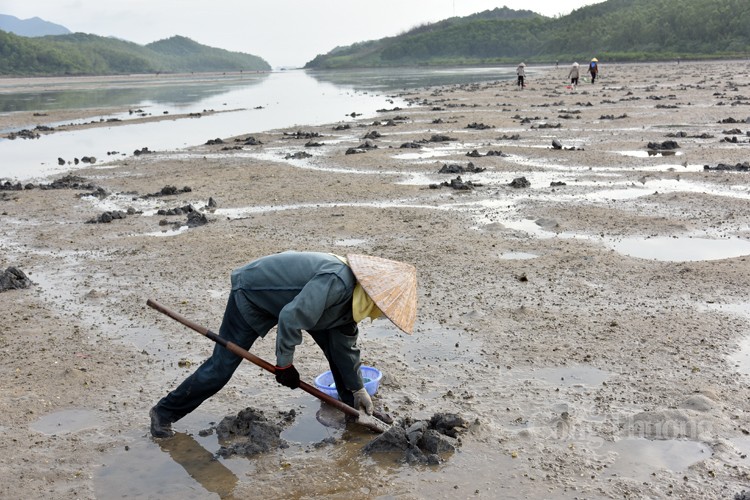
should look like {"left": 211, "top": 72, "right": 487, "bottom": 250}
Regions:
{"left": 347, "top": 254, "right": 417, "bottom": 334}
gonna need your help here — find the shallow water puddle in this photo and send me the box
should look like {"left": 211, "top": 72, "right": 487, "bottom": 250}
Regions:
{"left": 281, "top": 395, "right": 342, "bottom": 443}
{"left": 607, "top": 236, "right": 750, "bottom": 261}
{"left": 364, "top": 321, "right": 483, "bottom": 366}
{"left": 499, "top": 251, "right": 538, "bottom": 260}
{"left": 617, "top": 150, "right": 683, "bottom": 157}
{"left": 406, "top": 330, "right": 480, "bottom": 365}
{"left": 96, "top": 402, "right": 339, "bottom": 499}
{"left": 334, "top": 238, "right": 368, "bottom": 247}
{"left": 31, "top": 408, "right": 100, "bottom": 435}
{"left": 598, "top": 438, "right": 709, "bottom": 481}
{"left": 143, "top": 225, "right": 191, "bottom": 237}
{"left": 700, "top": 302, "right": 750, "bottom": 375}
{"left": 392, "top": 143, "right": 471, "bottom": 160}
{"left": 729, "top": 436, "right": 750, "bottom": 459}
{"left": 730, "top": 334, "right": 750, "bottom": 376}
{"left": 95, "top": 430, "right": 248, "bottom": 499}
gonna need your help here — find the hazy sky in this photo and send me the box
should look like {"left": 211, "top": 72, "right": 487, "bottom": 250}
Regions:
{"left": 2, "top": 1, "right": 605, "bottom": 68}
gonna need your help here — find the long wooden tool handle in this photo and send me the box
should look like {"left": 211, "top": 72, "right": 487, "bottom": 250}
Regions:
{"left": 146, "top": 298, "right": 361, "bottom": 419}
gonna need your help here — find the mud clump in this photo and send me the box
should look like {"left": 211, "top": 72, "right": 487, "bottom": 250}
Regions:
{"left": 86, "top": 210, "right": 127, "bottom": 224}
{"left": 427, "top": 134, "right": 457, "bottom": 143}
{"left": 704, "top": 162, "right": 750, "bottom": 172}
{"left": 141, "top": 185, "right": 192, "bottom": 199}
{"left": 157, "top": 204, "right": 198, "bottom": 216}
{"left": 283, "top": 130, "right": 321, "bottom": 139}
{"left": 509, "top": 176, "right": 531, "bottom": 188}
{"left": 430, "top": 176, "right": 481, "bottom": 190}
{"left": 285, "top": 151, "right": 312, "bottom": 159}
{"left": 214, "top": 407, "right": 295, "bottom": 458}
{"left": 438, "top": 162, "right": 485, "bottom": 174}
{"left": 362, "top": 413, "right": 471, "bottom": 465}
{"left": 466, "top": 122, "right": 493, "bottom": 130}
{"left": 646, "top": 140, "right": 680, "bottom": 150}
{"left": 1, "top": 174, "right": 100, "bottom": 192}
{"left": 186, "top": 211, "right": 209, "bottom": 227}
{"left": 466, "top": 149, "right": 507, "bottom": 158}
{"left": 7, "top": 128, "right": 41, "bottom": 140}
{"left": 0, "top": 267, "right": 33, "bottom": 292}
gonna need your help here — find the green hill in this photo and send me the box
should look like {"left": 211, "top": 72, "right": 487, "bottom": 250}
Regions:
{"left": 305, "top": 0, "right": 750, "bottom": 68}
{"left": 0, "top": 31, "right": 271, "bottom": 76}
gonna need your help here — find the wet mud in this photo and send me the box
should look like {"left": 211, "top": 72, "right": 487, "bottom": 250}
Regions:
{"left": 206, "top": 405, "right": 471, "bottom": 467}
{"left": 0, "top": 266, "right": 32, "bottom": 291}
{"left": 5, "top": 61, "right": 750, "bottom": 499}
{"left": 363, "top": 413, "right": 471, "bottom": 465}
{"left": 210, "top": 407, "right": 295, "bottom": 458}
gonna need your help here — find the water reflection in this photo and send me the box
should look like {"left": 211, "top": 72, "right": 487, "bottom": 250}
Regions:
{"left": 305, "top": 66, "right": 520, "bottom": 91}
{"left": 0, "top": 73, "right": 269, "bottom": 113}
{"left": 158, "top": 433, "right": 239, "bottom": 500}
{"left": 0, "top": 67, "right": 523, "bottom": 181}
{"left": 0, "top": 70, "right": 404, "bottom": 180}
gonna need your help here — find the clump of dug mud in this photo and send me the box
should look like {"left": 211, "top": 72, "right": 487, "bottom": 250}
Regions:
{"left": 204, "top": 407, "right": 471, "bottom": 466}
{"left": 362, "top": 413, "right": 471, "bottom": 465}
{"left": 0, "top": 267, "right": 32, "bottom": 292}
{"left": 210, "top": 407, "right": 295, "bottom": 458}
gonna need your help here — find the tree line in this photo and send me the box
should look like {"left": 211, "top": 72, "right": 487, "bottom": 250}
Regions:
{"left": 0, "top": 31, "right": 271, "bottom": 76}
{"left": 305, "top": 0, "right": 750, "bottom": 69}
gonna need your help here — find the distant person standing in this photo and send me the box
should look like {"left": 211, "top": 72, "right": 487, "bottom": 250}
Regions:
{"left": 516, "top": 62, "right": 526, "bottom": 89}
{"left": 568, "top": 62, "right": 580, "bottom": 87}
{"left": 588, "top": 58, "right": 599, "bottom": 84}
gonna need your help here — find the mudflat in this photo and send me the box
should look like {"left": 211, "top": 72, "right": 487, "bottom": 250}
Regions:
{"left": 2, "top": 61, "right": 750, "bottom": 499}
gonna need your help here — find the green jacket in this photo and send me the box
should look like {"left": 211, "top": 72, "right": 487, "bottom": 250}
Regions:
{"left": 230, "top": 251, "right": 357, "bottom": 367}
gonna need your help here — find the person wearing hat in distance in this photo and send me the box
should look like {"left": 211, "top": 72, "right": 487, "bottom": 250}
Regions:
{"left": 516, "top": 62, "right": 526, "bottom": 89}
{"left": 150, "top": 251, "right": 417, "bottom": 438}
{"left": 588, "top": 58, "right": 599, "bottom": 84}
{"left": 568, "top": 62, "right": 580, "bottom": 87}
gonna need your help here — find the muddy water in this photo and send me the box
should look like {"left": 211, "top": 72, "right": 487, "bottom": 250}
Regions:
{"left": 31, "top": 409, "right": 100, "bottom": 435}
{"left": 598, "top": 438, "right": 710, "bottom": 482}
{"left": 608, "top": 236, "right": 750, "bottom": 261}
{"left": 95, "top": 429, "right": 247, "bottom": 499}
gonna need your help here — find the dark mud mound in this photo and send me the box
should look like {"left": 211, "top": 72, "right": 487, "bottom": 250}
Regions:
{"left": 214, "top": 407, "right": 295, "bottom": 458}
{"left": 363, "top": 413, "right": 471, "bottom": 465}
{"left": 438, "top": 162, "right": 485, "bottom": 174}
{"left": 430, "top": 176, "right": 481, "bottom": 190}
{"left": 0, "top": 267, "right": 32, "bottom": 292}
{"left": 704, "top": 162, "right": 750, "bottom": 172}
{"left": 1, "top": 174, "right": 100, "bottom": 192}
{"left": 141, "top": 185, "right": 192, "bottom": 199}
{"left": 509, "top": 176, "right": 531, "bottom": 188}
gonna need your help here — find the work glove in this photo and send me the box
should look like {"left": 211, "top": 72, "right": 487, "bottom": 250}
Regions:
{"left": 275, "top": 364, "right": 300, "bottom": 389}
{"left": 353, "top": 388, "right": 373, "bottom": 415}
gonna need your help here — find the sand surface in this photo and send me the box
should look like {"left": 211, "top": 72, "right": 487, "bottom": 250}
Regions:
{"left": 2, "top": 61, "right": 750, "bottom": 499}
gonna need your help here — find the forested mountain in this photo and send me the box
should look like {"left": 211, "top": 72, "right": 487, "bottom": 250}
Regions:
{"left": 305, "top": 0, "right": 750, "bottom": 68}
{"left": 0, "top": 30, "right": 271, "bottom": 76}
{"left": 0, "top": 14, "right": 70, "bottom": 37}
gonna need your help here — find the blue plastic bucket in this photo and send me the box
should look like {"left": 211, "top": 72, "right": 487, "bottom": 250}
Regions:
{"left": 314, "top": 365, "right": 382, "bottom": 400}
